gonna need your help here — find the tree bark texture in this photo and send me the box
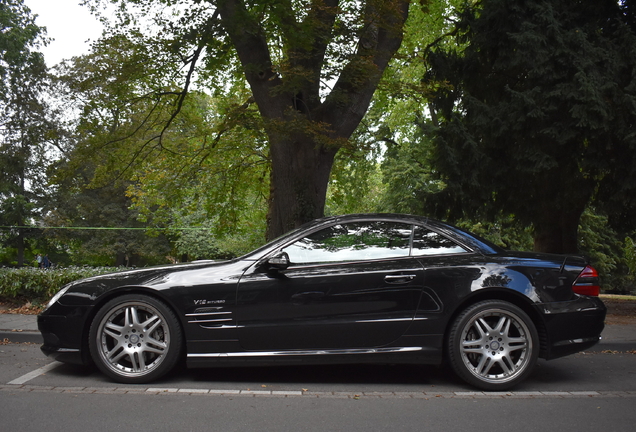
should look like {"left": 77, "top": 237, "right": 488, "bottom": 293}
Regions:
{"left": 267, "top": 133, "right": 338, "bottom": 237}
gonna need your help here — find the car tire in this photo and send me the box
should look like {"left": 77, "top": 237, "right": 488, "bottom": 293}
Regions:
{"left": 89, "top": 294, "right": 182, "bottom": 384}
{"left": 447, "top": 300, "right": 539, "bottom": 391}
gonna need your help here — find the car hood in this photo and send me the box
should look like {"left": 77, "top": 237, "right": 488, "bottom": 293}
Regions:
{"left": 60, "top": 259, "right": 237, "bottom": 296}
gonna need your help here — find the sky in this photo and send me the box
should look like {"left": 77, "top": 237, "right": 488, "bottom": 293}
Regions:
{"left": 23, "top": 0, "right": 105, "bottom": 66}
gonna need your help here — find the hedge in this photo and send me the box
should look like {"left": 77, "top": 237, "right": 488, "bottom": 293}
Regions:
{"left": 0, "top": 267, "right": 121, "bottom": 302}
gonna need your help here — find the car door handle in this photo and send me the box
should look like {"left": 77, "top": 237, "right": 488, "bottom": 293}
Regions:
{"left": 384, "top": 274, "right": 417, "bottom": 284}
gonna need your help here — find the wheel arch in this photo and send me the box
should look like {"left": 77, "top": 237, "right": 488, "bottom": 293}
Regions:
{"left": 443, "top": 288, "right": 548, "bottom": 359}
{"left": 80, "top": 286, "right": 186, "bottom": 365}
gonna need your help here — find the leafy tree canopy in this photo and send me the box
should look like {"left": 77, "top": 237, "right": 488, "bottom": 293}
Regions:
{"left": 52, "top": 35, "right": 271, "bottom": 253}
{"left": 1, "top": 0, "right": 53, "bottom": 265}
{"left": 72, "top": 0, "right": 411, "bottom": 240}
{"left": 0, "top": 0, "right": 47, "bottom": 100}
{"left": 421, "top": 0, "right": 636, "bottom": 254}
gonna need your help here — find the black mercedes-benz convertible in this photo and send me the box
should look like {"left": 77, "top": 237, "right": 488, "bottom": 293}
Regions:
{"left": 38, "top": 214, "right": 606, "bottom": 390}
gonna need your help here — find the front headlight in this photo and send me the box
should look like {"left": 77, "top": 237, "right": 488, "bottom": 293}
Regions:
{"left": 45, "top": 285, "right": 71, "bottom": 311}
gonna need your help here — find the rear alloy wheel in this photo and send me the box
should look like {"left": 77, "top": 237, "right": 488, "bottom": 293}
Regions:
{"left": 448, "top": 300, "right": 539, "bottom": 391}
{"left": 89, "top": 294, "right": 182, "bottom": 384}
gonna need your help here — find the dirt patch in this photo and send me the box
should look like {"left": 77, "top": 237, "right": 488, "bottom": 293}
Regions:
{"left": 605, "top": 316, "right": 636, "bottom": 325}
{"left": 602, "top": 297, "right": 636, "bottom": 325}
{"left": 0, "top": 299, "right": 43, "bottom": 315}
{"left": 603, "top": 298, "right": 636, "bottom": 316}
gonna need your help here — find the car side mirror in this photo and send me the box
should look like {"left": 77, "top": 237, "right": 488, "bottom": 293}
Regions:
{"left": 266, "top": 252, "right": 290, "bottom": 271}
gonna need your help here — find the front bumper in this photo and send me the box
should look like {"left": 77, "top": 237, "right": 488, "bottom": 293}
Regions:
{"left": 537, "top": 295, "right": 606, "bottom": 360}
{"left": 38, "top": 304, "right": 93, "bottom": 366}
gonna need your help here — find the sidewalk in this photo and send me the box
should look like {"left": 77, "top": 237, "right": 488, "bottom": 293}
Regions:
{"left": 1, "top": 313, "right": 634, "bottom": 349}
{"left": 0, "top": 314, "right": 41, "bottom": 343}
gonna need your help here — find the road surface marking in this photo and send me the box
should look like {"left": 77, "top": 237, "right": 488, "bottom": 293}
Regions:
{"left": 8, "top": 362, "right": 62, "bottom": 385}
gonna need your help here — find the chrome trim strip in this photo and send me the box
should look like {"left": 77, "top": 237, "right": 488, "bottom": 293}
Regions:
{"left": 188, "top": 318, "right": 233, "bottom": 324}
{"left": 186, "top": 311, "right": 232, "bottom": 317}
{"left": 284, "top": 264, "right": 424, "bottom": 275}
{"left": 355, "top": 317, "right": 427, "bottom": 323}
{"left": 553, "top": 336, "right": 599, "bottom": 346}
{"left": 188, "top": 346, "right": 422, "bottom": 358}
{"left": 197, "top": 325, "right": 241, "bottom": 330}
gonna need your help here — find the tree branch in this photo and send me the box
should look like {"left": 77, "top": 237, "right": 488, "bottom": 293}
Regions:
{"left": 287, "top": 0, "right": 339, "bottom": 108}
{"left": 216, "top": 0, "right": 286, "bottom": 119}
{"left": 320, "top": 0, "right": 411, "bottom": 138}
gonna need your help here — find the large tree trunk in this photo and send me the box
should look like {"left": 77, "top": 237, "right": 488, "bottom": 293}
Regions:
{"left": 267, "top": 135, "right": 338, "bottom": 238}
{"left": 532, "top": 169, "right": 591, "bottom": 254}
{"left": 533, "top": 208, "right": 584, "bottom": 254}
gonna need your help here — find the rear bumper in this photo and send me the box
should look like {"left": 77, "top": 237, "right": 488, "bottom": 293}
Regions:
{"left": 536, "top": 295, "right": 606, "bottom": 360}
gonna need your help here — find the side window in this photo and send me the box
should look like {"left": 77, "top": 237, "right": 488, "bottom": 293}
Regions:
{"left": 283, "top": 221, "right": 412, "bottom": 264}
{"left": 412, "top": 226, "right": 467, "bottom": 255}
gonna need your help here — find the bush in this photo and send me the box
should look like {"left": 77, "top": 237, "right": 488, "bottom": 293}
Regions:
{"left": 0, "top": 266, "right": 121, "bottom": 302}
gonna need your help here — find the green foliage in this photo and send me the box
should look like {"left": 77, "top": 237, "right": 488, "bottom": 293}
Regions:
{"left": 124, "top": 91, "right": 270, "bottom": 257}
{"left": 356, "top": 1, "right": 465, "bottom": 218}
{"left": 43, "top": 160, "right": 173, "bottom": 266}
{"left": 126, "top": 90, "right": 270, "bottom": 224}
{"left": 578, "top": 210, "right": 622, "bottom": 284}
{"left": 75, "top": 0, "right": 413, "bottom": 240}
{"left": 455, "top": 217, "right": 533, "bottom": 252}
{"left": 418, "top": 0, "right": 636, "bottom": 253}
{"left": 326, "top": 145, "right": 385, "bottom": 216}
{"left": 167, "top": 204, "right": 268, "bottom": 260}
{"left": 0, "top": 0, "right": 55, "bottom": 265}
{"left": 0, "top": 266, "right": 121, "bottom": 301}
{"left": 51, "top": 28, "right": 271, "bottom": 257}
{"left": 368, "top": 0, "right": 465, "bottom": 140}
{"left": 0, "top": 0, "right": 48, "bottom": 99}
{"left": 379, "top": 120, "right": 445, "bottom": 214}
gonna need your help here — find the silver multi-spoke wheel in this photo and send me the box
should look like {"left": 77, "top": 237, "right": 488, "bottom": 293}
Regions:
{"left": 460, "top": 309, "right": 531, "bottom": 381}
{"left": 448, "top": 300, "right": 539, "bottom": 390}
{"left": 89, "top": 295, "right": 182, "bottom": 384}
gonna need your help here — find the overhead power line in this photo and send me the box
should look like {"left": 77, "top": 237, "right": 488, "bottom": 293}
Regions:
{"left": 0, "top": 226, "right": 211, "bottom": 231}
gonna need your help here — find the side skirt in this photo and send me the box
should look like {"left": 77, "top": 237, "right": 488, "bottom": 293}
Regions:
{"left": 186, "top": 346, "right": 442, "bottom": 368}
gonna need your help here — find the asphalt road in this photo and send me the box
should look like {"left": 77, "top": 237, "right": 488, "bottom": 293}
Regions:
{"left": 1, "top": 337, "right": 635, "bottom": 432}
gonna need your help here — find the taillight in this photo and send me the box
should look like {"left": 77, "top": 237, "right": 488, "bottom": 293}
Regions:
{"left": 572, "top": 265, "right": 600, "bottom": 296}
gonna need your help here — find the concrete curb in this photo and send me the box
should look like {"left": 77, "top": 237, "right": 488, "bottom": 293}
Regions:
{"left": 1, "top": 383, "right": 635, "bottom": 399}
{"left": 0, "top": 330, "right": 43, "bottom": 344}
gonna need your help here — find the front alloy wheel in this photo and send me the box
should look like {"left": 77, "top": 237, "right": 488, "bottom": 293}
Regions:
{"left": 448, "top": 300, "right": 539, "bottom": 391}
{"left": 89, "top": 294, "right": 182, "bottom": 384}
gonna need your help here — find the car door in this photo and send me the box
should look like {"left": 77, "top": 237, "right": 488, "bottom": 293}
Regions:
{"left": 236, "top": 221, "right": 424, "bottom": 350}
